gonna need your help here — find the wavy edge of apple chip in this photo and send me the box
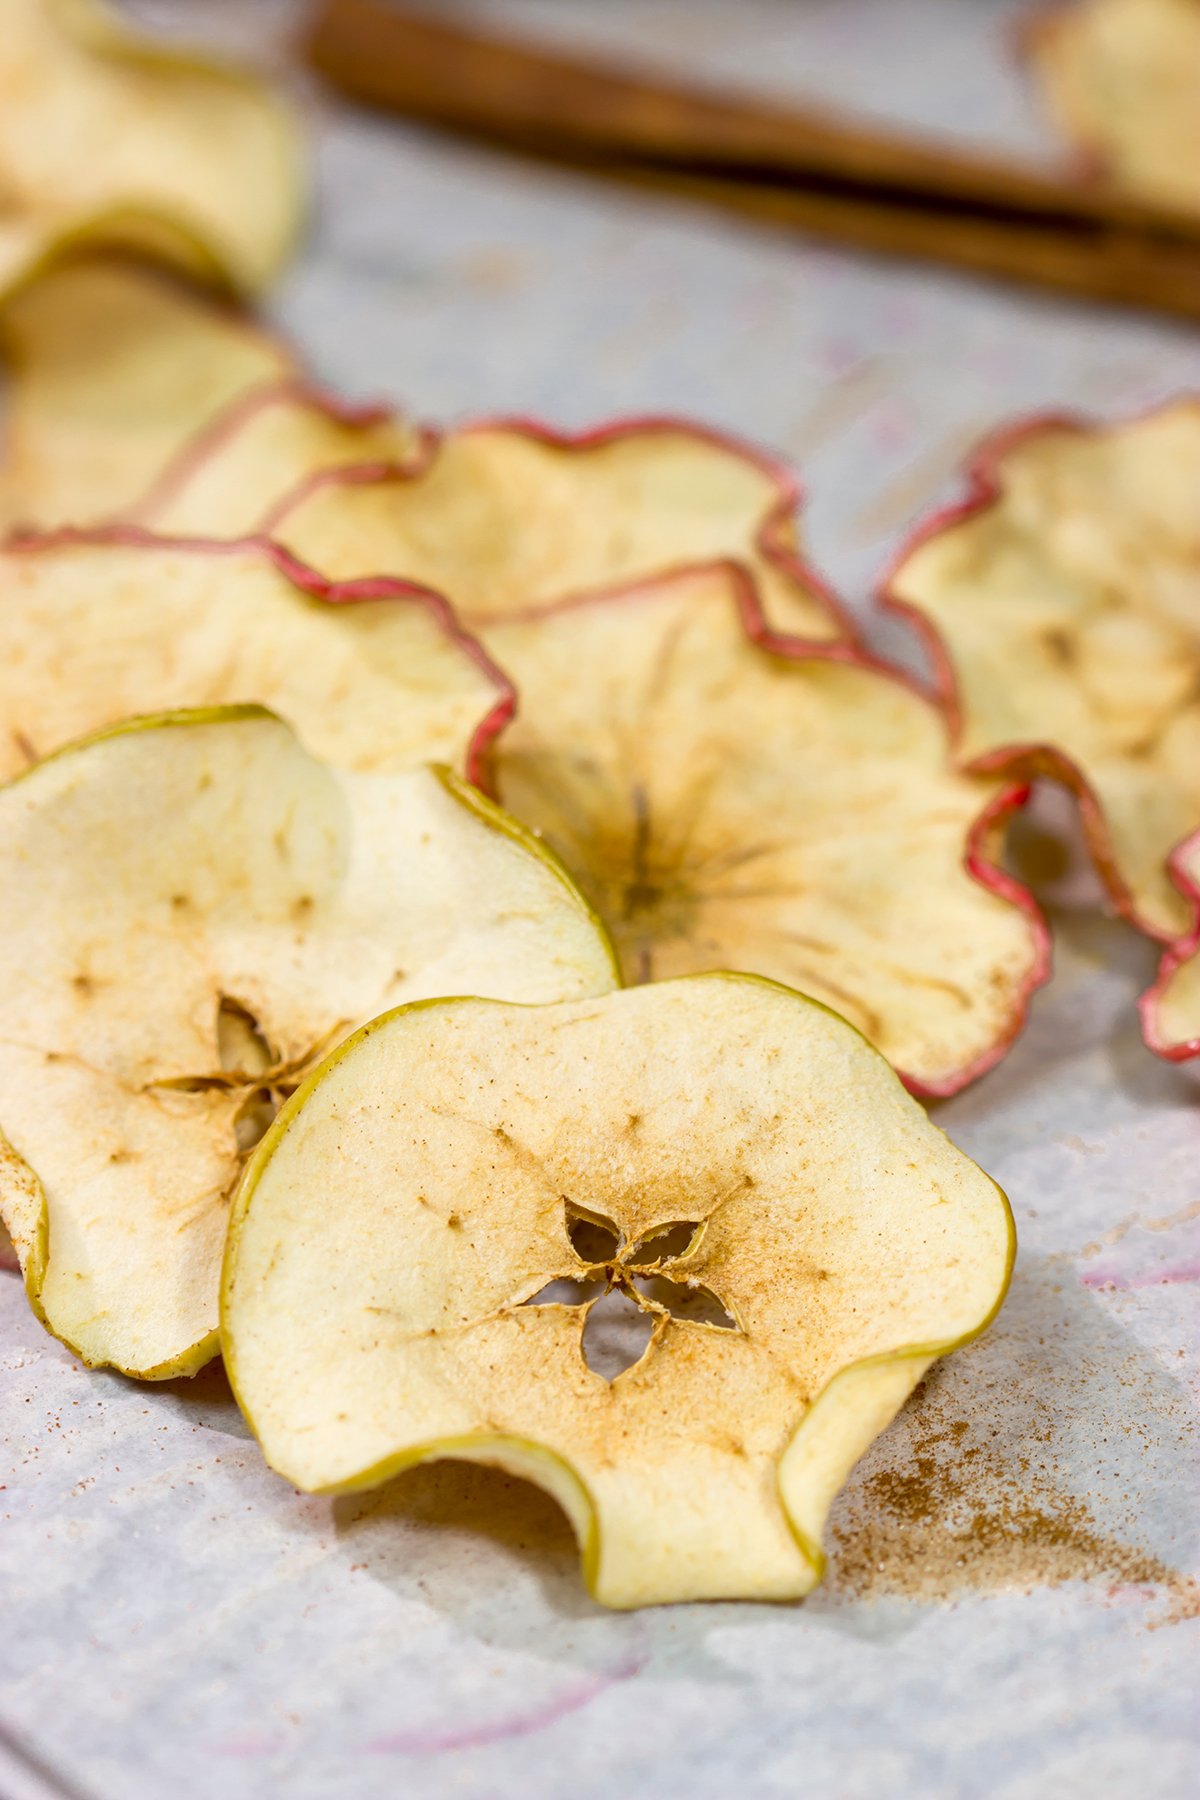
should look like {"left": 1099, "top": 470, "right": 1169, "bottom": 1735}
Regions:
{"left": 773, "top": 592, "right": 1052, "bottom": 1101}
{"left": 489, "top": 558, "right": 1051, "bottom": 1101}
{"left": 257, "top": 409, "right": 860, "bottom": 647}
{"left": 2, "top": 521, "right": 517, "bottom": 793}
{"left": 220, "top": 977, "right": 1016, "bottom": 1606}
{"left": 877, "top": 404, "right": 1200, "bottom": 945}
{"left": 1139, "top": 826, "right": 1200, "bottom": 1060}
{"left": 126, "top": 377, "right": 429, "bottom": 530}
{"left": 2, "top": 0, "right": 306, "bottom": 298}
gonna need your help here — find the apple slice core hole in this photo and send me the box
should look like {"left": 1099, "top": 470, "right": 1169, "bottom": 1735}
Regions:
{"left": 580, "top": 1286, "right": 657, "bottom": 1380}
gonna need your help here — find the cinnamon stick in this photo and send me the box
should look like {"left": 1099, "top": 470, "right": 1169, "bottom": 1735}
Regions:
{"left": 304, "top": 0, "right": 1200, "bottom": 321}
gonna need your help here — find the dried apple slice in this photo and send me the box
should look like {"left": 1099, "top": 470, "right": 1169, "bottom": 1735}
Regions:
{"left": 0, "top": 707, "right": 617, "bottom": 1378}
{"left": 138, "top": 384, "right": 426, "bottom": 540}
{"left": 469, "top": 563, "right": 1046, "bottom": 1097}
{"left": 0, "top": 0, "right": 304, "bottom": 297}
{"left": 223, "top": 976, "right": 1013, "bottom": 1607}
{"left": 883, "top": 401, "right": 1200, "bottom": 940}
{"left": 0, "top": 259, "right": 295, "bottom": 531}
{"left": 268, "top": 416, "right": 853, "bottom": 642}
{"left": 1027, "top": 0, "right": 1200, "bottom": 216}
{"left": 0, "top": 527, "right": 511, "bottom": 787}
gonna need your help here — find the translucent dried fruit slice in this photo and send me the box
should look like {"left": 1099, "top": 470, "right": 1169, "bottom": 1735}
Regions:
{"left": 476, "top": 564, "right": 1045, "bottom": 1097}
{"left": 139, "top": 384, "right": 426, "bottom": 540}
{"left": 0, "top": 0, "right": 304, "bottom": 296}
{"left": 0, "top": 708, "right": 617, "bottom": 1378}
{"left": 269, "top": 415, "right": 852, "bottom": 641}
{"left": 223, "top": 976, "right": 1013, "bottom": 1607}
{"left": 1140, "top": 830, "right": 1200, "bottom": 1058}
{"left": 0, "top": 527, "right": 511, "bottom": 787}
{"left": 1027, "top": 0, "right": 1200, "bottom": 216}
{"left": 883, "top": 401, "right": 1200, "bottom": 940}
{"left": 0, "top": 259, "right": 294, "bottom": 531}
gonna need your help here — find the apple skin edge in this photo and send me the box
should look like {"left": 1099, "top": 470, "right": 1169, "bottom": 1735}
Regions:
{"left": 474, "top": 548, "right": 1053, "bottom": 1098}
{"left": 876, "top": 401, "right": 1200, "bottom": 948}
{"left": 457, "top": 411, "right": 864, "bottom": 650}
{"left": 2, "top": 521, "right": 516, "bottom": 796}
{"left": 254, "top": 407, "right": 862, "bottom": 649}
{"left": 126, "top": 379, "right": 435, "bottom": 530}
{"left": 1139, "top": 825, "right": 1200, "bottom": 1061}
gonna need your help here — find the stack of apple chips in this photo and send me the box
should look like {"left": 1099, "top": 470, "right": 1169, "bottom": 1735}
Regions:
{"left": 8, "top": 0, "right": 1196, "bottom": 1608}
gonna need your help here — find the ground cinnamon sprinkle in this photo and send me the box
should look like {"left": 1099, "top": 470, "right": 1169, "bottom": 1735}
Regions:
{"left": 823, "top": 1257, "right": 1200, "bottom": 1625}
{"left": 829, "top": 1407, "right": 1180, "bottom": 1600}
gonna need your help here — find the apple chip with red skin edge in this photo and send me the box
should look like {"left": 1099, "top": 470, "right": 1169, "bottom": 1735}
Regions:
{"left": 1026, "top": 0, "right": 1200, "bottom": 218}
{"left": 0, "top": 1221, "right": 16, "bottom": 1274}
{"left": 465, "top": 561, "right": 1046, "bottom": 1097}
{"left": 265, "top": 414, "right": 853, "bottom": 643}
{"left": 1140, "top": 828, "right": 1200, "bottom": 1059}
{"left": 136, "top": 382, "right": 428, "bottom": 540}
{"left": 0, "top": 707, "right": 617, "bottom": 1378}
{"left": 0, "top": 526, "right": 511, "bottom": 788}
{"left": 0, "top": 0, "right": 304, "bottom": 298}
{"left": 883, "top": 400, "right": 1200, "bottom": 942}
{"left": 0, "top": 258, "right": 296, "bottom": 533}
{"left": 222, "top": 976, "right": 1014, "bottom": 1608}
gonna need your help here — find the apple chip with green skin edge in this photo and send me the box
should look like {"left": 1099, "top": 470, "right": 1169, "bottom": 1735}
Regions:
{"left": 138, "top": 383, "right": 427, "bottom": 540}
{"left": 473, "top": 562, "right": 1046, "bottom": 1097}
{"left": 1027, "top": 0, "right": 1200, "bottom": 217}
{"left": 0, "top": 0, "right": 304, "bottom": 298}
{"left": 883, "top": 400, "right": 1200, "bottom": 940}
{"left": 223, "top": 977, "right": 1013, "bottom": 1608}
{"left": 0, "top": 259, "right": 295, "bottom": 532}
{"left": 268, "top": 415, "right": 853, "bottom": 642}
{"left": 0, "top": 527, "right": 511, "bottom": 787}
{"left": 0, "top": 707, "right": 617, "bottom": 1379}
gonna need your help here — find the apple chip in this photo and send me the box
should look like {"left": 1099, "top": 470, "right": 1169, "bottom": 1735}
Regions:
{"left": 0, "top": 708, "right": 617, "bottom": 1378}
{"left": 1140, "top": 829, "right": 1200, "bottom": 1058}
{"left": 139, "top": 385, "right": 426, "bottom": 540}
{"left": 223, "top": 976, "right": 1013, "bottom": 1607}
{"left": 0, "top": 0, "right": 304, "bottom": 297}
{"left": 883, "top": 401, "right": 1200, "bottom": 939}
{"left": 0, "top": 528, "right": 511, "bottom": 786}
{"left": 470, "top": 565, "right": 1045, "bottom": 1096}
{"left": 268, "top": 417, "right": 852, "bottom": 641}
{"left": 1027, "top": 0, "right": 1200, "bottom": 216}
{"left": 0, "top": 259, "right": 295, "bottom": 531}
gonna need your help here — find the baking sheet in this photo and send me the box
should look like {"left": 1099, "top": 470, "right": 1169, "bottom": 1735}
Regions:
{"left": 2, "top": 5, "right": 1198, "bottom": 1796}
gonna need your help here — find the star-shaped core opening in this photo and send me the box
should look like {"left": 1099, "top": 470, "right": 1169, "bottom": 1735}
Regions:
{"left": 149, "top": 996, "right": 348, "bottom": 1158}
{"left": 522, "top": 1201, "right": 738, "bottom": 1381}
